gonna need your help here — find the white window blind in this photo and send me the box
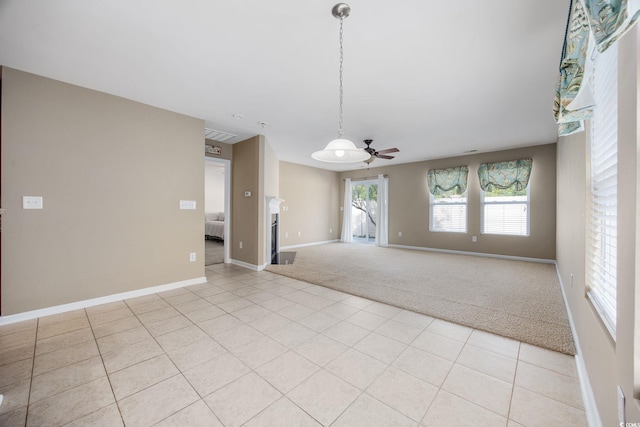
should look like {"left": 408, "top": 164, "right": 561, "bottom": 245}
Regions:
{"left": 587, "top": 43, "right": 618, "bottom": 340}
{"left": 430, "top": 193, "right": 467, "bottom": 233}
{"left": 481, "top": 189, "right": 530, "bottom": 236}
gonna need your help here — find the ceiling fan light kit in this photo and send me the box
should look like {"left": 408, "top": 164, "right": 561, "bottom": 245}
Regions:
{"left": 311, "top": 3, "right": 370, "bottom": 164}
{"left": 363, "top": 139, "right": 399, "bottom": 164}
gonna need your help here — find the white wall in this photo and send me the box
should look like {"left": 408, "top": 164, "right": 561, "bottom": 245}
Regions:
{"left": 205, "top": 159, "right": 225, "bottom": 213}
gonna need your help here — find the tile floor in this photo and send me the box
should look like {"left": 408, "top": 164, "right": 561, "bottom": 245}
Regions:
{"left": 0, "top": 264, "right": 588, "bottom": 426}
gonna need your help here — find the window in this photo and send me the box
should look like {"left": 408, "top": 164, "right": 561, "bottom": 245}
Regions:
{"left": 481, "top": 186, "right": 530, "bottom": 236}
{"left": 427, "top": 166, "right": 469, "bottom": 233}
{"left": 430, "top": 191, "right": 467, "bottom": 233}
{"left": 586, "top": 43, "right": 618, "bottom": 340}
{"left": 478, "top": 158, "right": 532, "bottom": 236}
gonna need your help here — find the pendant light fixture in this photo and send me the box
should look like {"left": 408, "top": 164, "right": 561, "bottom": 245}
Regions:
{"left": 312, "top": 3, "right": 370, "bottom": 163}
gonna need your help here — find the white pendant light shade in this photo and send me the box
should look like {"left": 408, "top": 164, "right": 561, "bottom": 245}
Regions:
{"left": 312, "top": 4, "right": 369, "bottom": 164}
{"left": 312, "top": 138, "right": 370, "bottom": 163}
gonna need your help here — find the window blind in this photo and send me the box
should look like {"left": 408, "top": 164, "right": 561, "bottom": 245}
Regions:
{"left": 482, "top": 196, "right": 529, "bottom": 236}
{"left": 586, "top": 43, "right": 618, "bottom": 340}
{"left": 431, "top": 195, "right": 467, "bottom": 233}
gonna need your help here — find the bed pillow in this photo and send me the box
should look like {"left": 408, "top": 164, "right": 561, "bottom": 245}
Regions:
{"left": 218, "top": 212, "right": 225, "bottom": 221}
{"left": 205, "top": 213, "right": 219, "bottom": 221}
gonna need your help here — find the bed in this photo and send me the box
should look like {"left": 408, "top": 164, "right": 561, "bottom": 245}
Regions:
{"left": 205, "top": 212, "right": 225, "bottom": 241}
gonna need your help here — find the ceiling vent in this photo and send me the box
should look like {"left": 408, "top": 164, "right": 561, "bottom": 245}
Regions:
{"left": 205, "top": 128, "right": 237, "bottom": 143}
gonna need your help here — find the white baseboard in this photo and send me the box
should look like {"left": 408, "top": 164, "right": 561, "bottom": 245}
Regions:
{"left": 555, "top": 264, "right": 602, "bottom": 427}
{"left": 230, "top": 258, "right": 264, "bottom": 271}
{"left": 387, "top": 244, "right": 555, "bottom": 264}
{"left": 0, "top": 276, "right": 207, "bottom": 326}
{"left": 280, "top": 239, "right": 339, "bottom": 250}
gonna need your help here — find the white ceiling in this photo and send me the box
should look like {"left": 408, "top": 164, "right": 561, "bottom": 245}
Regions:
{"left": 0, "top": 0, "right": 569, "bottom": 171}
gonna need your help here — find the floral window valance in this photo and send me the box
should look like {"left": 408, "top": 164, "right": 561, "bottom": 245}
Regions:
{"left": 427, "top": 166, "right": 469, "bottom": 196}
{"left": 478, "top": 159, "right": 533, "bottom": 192}
{"left": 554, "top": 0, "right": 640, "bottom": 137}
{"left": 586, "top": 0, "right": 640, "bottom": 51}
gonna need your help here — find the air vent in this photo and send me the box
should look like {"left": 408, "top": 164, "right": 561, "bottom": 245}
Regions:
{"left": 205, "top": 128, "right": 237, "bottom": 143}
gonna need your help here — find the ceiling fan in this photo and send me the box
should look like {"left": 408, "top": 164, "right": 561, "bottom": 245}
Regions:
{"left": 363, "top": 139, "right": 399, "bottom": 164}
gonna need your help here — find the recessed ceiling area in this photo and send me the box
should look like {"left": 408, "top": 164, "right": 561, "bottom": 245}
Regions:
{"left": 0, "top": 0, "right": 570, "bottom": 171}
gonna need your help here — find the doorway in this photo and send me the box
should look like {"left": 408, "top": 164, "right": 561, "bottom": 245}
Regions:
{"left": 351, "top": 180, "right": 378, "bottom": 244}
{"left": 204, "top": 157, "right": 230, "bottom": 265}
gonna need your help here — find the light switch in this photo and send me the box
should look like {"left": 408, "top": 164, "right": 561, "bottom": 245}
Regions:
{"left": 179, "top": 200, "right": 196, "bottom": 210}
{"left": 23, "top": 196, "right": 43, "bottom": 209}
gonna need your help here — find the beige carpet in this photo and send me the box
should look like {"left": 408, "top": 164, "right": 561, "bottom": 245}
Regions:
{"left": 266, "top": 243, "right": 575, "bottom": 355}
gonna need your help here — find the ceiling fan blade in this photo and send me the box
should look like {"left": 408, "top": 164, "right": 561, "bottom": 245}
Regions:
{"left": 376, "top": 148, "right": 399, "bottom": 154}
{"left": 375, "top": 154, "right": 395, "bottom": 160}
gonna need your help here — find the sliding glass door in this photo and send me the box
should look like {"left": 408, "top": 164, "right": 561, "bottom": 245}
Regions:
{"left": 351, "top": 180, "right": 378, "bottom": 243}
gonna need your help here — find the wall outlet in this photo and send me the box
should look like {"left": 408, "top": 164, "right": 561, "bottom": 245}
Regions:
{"left": 570, "top": 273, "right": 574, "bottom": 288}
{"left": 297, "top": 231, "right": 301, "bottom": 237}
{"left": 189, "top": 252, "right": 196, "bottom": 262}
{"left": 239, "top": 241, "right": 243, "bottom": 249}
{"left": 472, "top": 236, "right": 477, "bottom": 242}
{"left": 23, "top": 196, "right": 43, "bottom": 209}
{"left": 285, "top": 232, "right": 288, "bottom": 238}
{"left": 398, "top": 231, "right": 402, "bottom": 237}
{"left": 329, "top": 228, "right": 332, "bottom": 234}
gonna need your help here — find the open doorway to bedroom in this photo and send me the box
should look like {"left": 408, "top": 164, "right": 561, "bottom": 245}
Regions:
{"left": 204, "top": 157, "right": 230, "bottom": 265}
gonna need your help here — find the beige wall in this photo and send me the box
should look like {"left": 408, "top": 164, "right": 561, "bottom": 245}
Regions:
{"left": 556, "top": 26, "right": 639, "bottom": 425}
{"left": 231, "top": 136, "right": 260, "bottom": 266}
{"left": 338, "top": 144, "right": 557, "bottom": 260}
{"left": 1, "top": 67, "right": 205, "bottom": 315}
{"left": 230, "top": 135, "right": 279, "bottom": 267}
{"left": 278, "top": 162, "right": 340, "bottom": 247}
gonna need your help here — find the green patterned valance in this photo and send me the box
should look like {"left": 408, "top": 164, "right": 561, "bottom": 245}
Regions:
{"left": 585, "top": 0, "right": 640, "bottom": 52}
{"left": 478, "top": 159, "right": 532, "bottom": 192}
{"left": 427, "top": 166, "right": 469, "bottom": 196}
{"left": 554, "top": 0, "right": 595, "bottom": 136}
{"left": 554, "top": 0, "right": 640, "bottom": 137}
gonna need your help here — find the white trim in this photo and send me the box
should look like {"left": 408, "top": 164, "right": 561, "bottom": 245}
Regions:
{"left": 230, "top": 258, "right": 264, "bottom": 271}
{"left": 0, "top": 276, "right": 207, "bottom": 326}
{"left": 387, "top": 244, "right": 555, "bottom": 264}
{"left": 555, "top": 264, "right": 602, "bottom": 427}
{"left": 281, "top": 239, "right": 340, "bottom": 250}
{"left": 205, "top": 156, "right": 231, "bottom": 264}
{"left": 265, "top": 197, "right": 284, "bottom": 267}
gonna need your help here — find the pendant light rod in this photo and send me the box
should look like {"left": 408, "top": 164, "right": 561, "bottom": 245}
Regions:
{"left": 338, "top": 14, "right": 344, "bottom": 137}
{"left": 334, "top": 3, "right": 350, "bottom": 137}
{"left": 311, "top": 3, "right": 369, "bottom": 164}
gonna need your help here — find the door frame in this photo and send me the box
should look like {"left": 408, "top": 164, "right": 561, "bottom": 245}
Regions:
{"left": 204, "top": 156, "right": 231, "bottom": 264}
{"left": 351, "top": 179, "right": 378, "bottom": 244}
